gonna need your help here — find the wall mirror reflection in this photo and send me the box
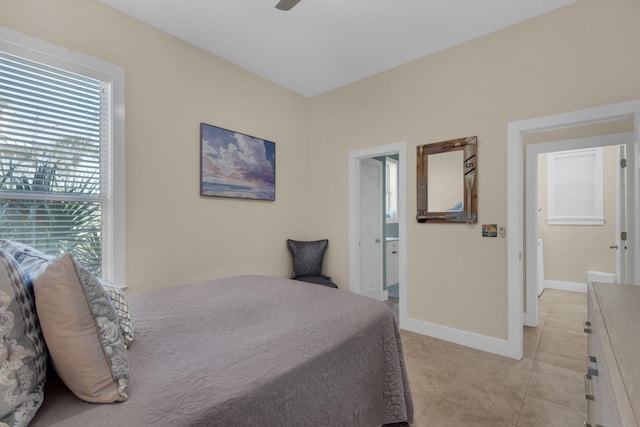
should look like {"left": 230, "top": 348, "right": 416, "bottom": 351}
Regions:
{"left": 417, "top": 136, "right": 477, "bottom": 223}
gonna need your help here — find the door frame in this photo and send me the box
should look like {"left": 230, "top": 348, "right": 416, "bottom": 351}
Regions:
{"left": 349, "top": 142, "right": 407, "bottom": 327}
{"left": 524, "top": 132, "right": 634, "bottom": 327}
{"left": 507, "top": 100, "right": 640, "bottom": 359}
{"left": 616, "top": 144, "right": 627, "bottom": 283}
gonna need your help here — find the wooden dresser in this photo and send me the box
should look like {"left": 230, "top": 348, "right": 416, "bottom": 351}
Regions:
{"left": 585, "top": 283, "right": 640, "bottom": 427}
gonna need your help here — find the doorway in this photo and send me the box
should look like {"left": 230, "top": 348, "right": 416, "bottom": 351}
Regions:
{"left": 506, "top": 100, "right": 640, "bottom": 360}
{"left": 348, "top": 142, "right": 408, "bottom": 328}
{"left": 525, "top": 133, "right": 632, "bottom": 327}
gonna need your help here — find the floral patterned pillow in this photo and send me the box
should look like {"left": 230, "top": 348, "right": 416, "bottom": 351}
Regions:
{"left": 101, "top": 281, "right": 134, "bottom": 349}
{"left": 0, "top": 249, "right": 47, "bottom": 427}
{"left": 0, "top": 240, "right": 52, "bottom": 283}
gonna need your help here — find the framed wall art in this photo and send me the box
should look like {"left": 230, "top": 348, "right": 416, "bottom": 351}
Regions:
{"left": 200, "top": 123, "right": 276, "bottom": 201}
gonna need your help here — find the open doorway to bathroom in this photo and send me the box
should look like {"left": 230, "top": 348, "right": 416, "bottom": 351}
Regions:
{"left": 348, "top": 143, "right": 407, "bottom": 328}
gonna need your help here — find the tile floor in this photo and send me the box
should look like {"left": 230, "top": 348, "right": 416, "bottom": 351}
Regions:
{"left": 390, "top": 288, "right": 588, "bottom": 426}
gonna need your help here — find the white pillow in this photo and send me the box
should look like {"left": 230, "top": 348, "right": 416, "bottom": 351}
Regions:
{"left": 33, "top": 253, "right": 129, "bottom": 403}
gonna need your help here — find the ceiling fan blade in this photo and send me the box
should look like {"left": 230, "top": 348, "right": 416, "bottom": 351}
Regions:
{"left": 275, "top": 0, "right": 302, "bottom": 11}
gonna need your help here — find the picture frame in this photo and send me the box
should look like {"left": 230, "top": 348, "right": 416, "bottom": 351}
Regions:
{"left": 200, "top": 123, "right": 276, "bottom": 201}
{"left": 482, "top": 224, "right": 497, "bottom": 237}
{"left": 416, "top": 136, "right": 477, "bottom": 224}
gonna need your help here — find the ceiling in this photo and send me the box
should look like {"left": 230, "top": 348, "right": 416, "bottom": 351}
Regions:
{"left": 99, "top": 0, "right": 578, "bottom": 98}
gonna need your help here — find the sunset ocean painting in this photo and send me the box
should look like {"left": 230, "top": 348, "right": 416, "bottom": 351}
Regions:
{"left": 200, "top": 123, "right": 276, "bottom": 200}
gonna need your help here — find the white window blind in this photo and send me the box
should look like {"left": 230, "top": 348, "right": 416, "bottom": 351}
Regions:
{"left": 547, "top": 148, "right": 604, "bottom": 225}
{"left": 0, "top": 47, "right": 112, "bottom": 276}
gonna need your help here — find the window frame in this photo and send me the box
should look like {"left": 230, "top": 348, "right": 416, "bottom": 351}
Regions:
{"left": 385, "top": 157, "right": 398, "bottom": 223}
{"left": 0, "top": 26, "right": 125, "bottom": 284}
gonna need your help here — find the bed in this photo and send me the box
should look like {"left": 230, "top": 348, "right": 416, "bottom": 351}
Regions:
{"left": 28, "top": 274, "right": 413, "bottom": 426}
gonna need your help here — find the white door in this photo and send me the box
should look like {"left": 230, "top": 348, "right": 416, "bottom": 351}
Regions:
{"left": 358, "top": 158, "right": 383, "bottom": 300}
{"left": 615, "top": 145, "right": 627, "bottom": 283}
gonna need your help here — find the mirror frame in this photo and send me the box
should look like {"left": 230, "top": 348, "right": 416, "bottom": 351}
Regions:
{"left": 416, "top": 136, "right": 478, "bottom": 223}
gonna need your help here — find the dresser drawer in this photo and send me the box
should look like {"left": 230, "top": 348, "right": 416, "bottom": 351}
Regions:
{"left": 586, "top": 292, "right": 621, "bottom": 426}
{"left": 587, "top": 284, "right": 640, "bottom": 427}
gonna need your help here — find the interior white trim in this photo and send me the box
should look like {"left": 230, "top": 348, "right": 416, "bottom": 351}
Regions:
{"left": 544, "top": 280, "right": 587, "bottom": 293}
{"left": 349, "top": 142, "right": 407, "bottom": 328}
{"left": 508, "top": 99, "right": 640, "bottom": 359}
{"left": 403, "top": 318, "right": 517, "bottom": 358}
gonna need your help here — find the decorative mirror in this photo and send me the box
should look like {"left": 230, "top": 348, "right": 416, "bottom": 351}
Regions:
{"left": 416, "top": 136, "right": 477, "bottom": 223}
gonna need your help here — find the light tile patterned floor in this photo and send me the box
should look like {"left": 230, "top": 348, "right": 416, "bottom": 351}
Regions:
{"left": 393, "top": 289, "right": 588, "bottom": 426}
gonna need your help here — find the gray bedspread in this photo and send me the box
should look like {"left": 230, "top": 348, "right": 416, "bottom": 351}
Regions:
{"left": 30, "top": 275, "right": 413, "bottom": 426}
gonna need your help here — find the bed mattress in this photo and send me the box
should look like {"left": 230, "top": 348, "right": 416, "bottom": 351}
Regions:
{"left": 30, "top": 275, "right": 413, "bottom": 426}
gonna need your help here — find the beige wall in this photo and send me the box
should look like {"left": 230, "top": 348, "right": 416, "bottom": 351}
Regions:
{"left": 306, "top": 0, "right": 640, "bottom": 340}
{"left": 2, "top": 0, "right": 639, "bottom": 341}
{"left": 537, "top": 146, "right": 618, "bottom": 284}
{"left": 0, "top": 0, "right": 311, "bottom": 292}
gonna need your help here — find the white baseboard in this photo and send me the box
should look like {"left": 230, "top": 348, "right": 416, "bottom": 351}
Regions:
{"left": 401, "top": 316, "right": 520, "bottom": 360}
{"left": 544, "top": 280, "right": 587, "bottom": 293}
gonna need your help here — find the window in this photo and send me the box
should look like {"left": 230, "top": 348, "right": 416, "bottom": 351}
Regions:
{"left": 385, "top": 158, "right": 398, "bottom": 223}
{"left": 546, "top": 147, "right": 603, "bottom": 225}
{"left": 0, "top": 28, "right": 124, "bottom": 282}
